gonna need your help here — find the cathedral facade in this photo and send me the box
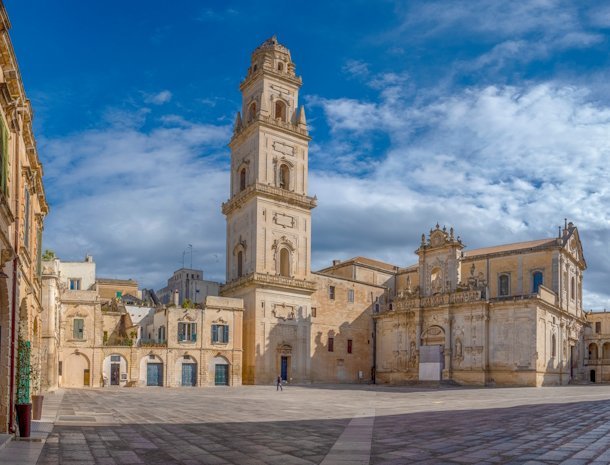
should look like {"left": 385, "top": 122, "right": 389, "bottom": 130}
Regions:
{"left": 220, "top": 37, "right": 588, "bottom": 387}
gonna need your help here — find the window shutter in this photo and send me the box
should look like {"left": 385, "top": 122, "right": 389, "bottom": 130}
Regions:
{"left": 223, "top": 325, "right": 229, "bottom": 343}
{"left": 178, "top": 322, "right": 183, "bottom": 341}
{"left": 73, "top": 320, "right": 78, "bottom": 339}
{"left": 211, "top": 325, "right": 217, "bottom": 343}
{"left": 192, "top": 323, "right": 197, "bottom": 341}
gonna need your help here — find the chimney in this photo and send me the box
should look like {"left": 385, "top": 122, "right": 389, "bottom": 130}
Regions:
{"left": 173, "top": 289, "right": 179, "bottom": 307}
{"left": 332, "top": 260, "right": 341, "bottom": 267}
{"left": 85, "top": 254, "right": 93, "bottom": 263}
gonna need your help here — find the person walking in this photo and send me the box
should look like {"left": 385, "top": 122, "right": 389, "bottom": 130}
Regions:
{"left": 276, "top": 375, "right": 283, "bottom": 391}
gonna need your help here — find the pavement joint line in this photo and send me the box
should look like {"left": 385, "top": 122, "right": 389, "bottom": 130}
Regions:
{"left": 320, "top": 408, "right": 375, "bottom": 465}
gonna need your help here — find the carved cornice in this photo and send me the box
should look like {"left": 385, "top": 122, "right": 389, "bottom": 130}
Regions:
{"left": 221, "top": 271, "right": 317, "bottom": 295}
{"left": 230, "top": 113, "right": 309, "bottom": 146}
{"left": 222, "top": 182, "right": 317, "bottom": 215}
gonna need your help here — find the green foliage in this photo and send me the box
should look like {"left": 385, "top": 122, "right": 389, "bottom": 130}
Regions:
{"left": 41, "top": 249, "right": 56, "bottom": 260}
{"left": 181, "top": 299, "right": 193, "bottom": 309}
{"left": 16, "top": 338, "right": 31, "bottom": 404}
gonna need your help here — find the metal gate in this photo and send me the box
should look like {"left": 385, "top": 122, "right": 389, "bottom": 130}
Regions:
{"left": 147, "top": 363, "right": 163, "bottom": 386}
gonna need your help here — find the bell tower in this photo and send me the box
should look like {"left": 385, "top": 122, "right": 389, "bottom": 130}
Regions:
{"left": 221, "top": 36, "right": 317, "bottom": 385}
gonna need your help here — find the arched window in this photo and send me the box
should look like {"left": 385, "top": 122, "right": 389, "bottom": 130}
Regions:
{"left": 279, "top": 164, "right": 290, "bottom": 190}
{"left": 239, "top": 168, "right": 247, "bottom": 191}
{"left": 237, "top": 251, "right": 243, "bottom": 278}
{"left": 279, "top": 248, "right": 290, "bottom": 277}
{"left": 589, "top": 343, "right": 598, "bottom": 360}
{"left": 275, "top": 100, "right": 286, "bottom": 122}
{"left": 498, "top": 274, "right": 510, "bottom": 297}
{"left": 277, "top": 62, "right": 284, "bottom": 71}
{"left": 551, "top": 334, "right": 557, "bottom": 357}
{"left": 570, "top": 276, "right": 575, "bottom": 301}
{"left": 532, "top": 271, "right": 543, "bottom": 293}
{"left": 248, "top": 102, "right": 257, "bottom": 122}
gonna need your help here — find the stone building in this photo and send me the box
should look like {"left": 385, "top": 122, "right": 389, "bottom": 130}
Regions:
{"left": 41, "top": 256, "right": 243, "bottom": 388}
{"left": 220, "top": 36, "right": 591, "bottom": 387}
{"left": 0, "top": 3, "right": 48, "bottom": 434}
{"left": 156, "top": 267, "right": 220, "bottom": 306}
{"left": 583, "top": 311, "right": 610, "bottom": 383}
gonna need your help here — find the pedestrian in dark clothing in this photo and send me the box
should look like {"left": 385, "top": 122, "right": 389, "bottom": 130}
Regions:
{"left": 276, "top": 375, "right": 283, "bottom": 391}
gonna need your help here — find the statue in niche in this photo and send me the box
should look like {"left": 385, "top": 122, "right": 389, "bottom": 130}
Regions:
{"left": 455, "top": 338, "right": 463, "bottom": 358}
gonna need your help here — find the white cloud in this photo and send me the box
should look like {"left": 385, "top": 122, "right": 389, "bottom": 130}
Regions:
{"left": 307, "top": 80, "right": 610, "bottom": 309}
{"left": 41, "top": 113, "right": 231, "bottom": 289}
{"left": 144, "top": 90, "right": 172, "bottom": 105}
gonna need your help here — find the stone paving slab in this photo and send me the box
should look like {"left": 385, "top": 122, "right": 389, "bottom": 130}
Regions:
{"left": 3, "top": 384, "right": 610, "bottom": 464}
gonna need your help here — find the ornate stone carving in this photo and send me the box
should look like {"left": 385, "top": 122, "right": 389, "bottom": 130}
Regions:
{"left": 272, "top": 303, "right": 295, "bottom": 321}
{"left": 273, "top": 212, "right": 295, "bottom": 229}
{"left": 272, "top": 141, "right": 295, "bottom": 157}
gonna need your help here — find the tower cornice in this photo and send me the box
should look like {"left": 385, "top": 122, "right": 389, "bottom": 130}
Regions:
{"left": 229, "top": 113, "right": 310, "bottom": 147}
{"left": 240, "top": 68, "right": 302, "bottom": 93}
{"left": 222, "top": 182, "right": 317, "bottom": 216}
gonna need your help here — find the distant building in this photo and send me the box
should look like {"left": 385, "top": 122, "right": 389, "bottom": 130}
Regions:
{"left": 95, "top": 277, "right": 139, "bottom": 303}
{"left": 41, "top": 255, "right": 243, "bottom": 388}
{"left": 156, "top": 268, "right": 220, "bottom": 306}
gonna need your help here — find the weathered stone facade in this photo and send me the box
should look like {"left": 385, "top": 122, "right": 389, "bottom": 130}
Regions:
{"left": 0, "top": 4, "right": 48, "bottom": 434}
{"left": 221, "top": 37, "right": 592, "bottom": 387}
{"left": 41, "top": 256, "right": 243, "bottom": 388}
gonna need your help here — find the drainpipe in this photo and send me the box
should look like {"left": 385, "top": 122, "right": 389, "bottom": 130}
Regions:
{"left": 8, "top": 105, "right": 22, "bottom": 433}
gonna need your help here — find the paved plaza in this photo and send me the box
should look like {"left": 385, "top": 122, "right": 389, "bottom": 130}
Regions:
{"left": 2, "top": 384, "right": 610, "bottom": 464}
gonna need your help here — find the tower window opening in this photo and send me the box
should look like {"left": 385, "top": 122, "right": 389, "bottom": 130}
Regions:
{"left": 278, "top": 62, "right": 284, "bottom": 71}
{"left": 532, "top": 271, "right": 543, "bottom": 293}
{"left": 570, "top": 276, "right": 575, "bottom": 301}
{"left": 237, "top": 251, "right": 244, "bottom": 278}
{"left": 279, "top": 248, "right": 290, "bottom": 277}
{"left": 279, "top": 164, "right": 289, "bottom": 190}
{"left": 239, "top": 168, "right": 247, "bottom": 191}
{"left": 248, "top": 102, "right": 257, "bottom": 122}
{"left": 275, "top": 100, "right": 286, "bottom": 122}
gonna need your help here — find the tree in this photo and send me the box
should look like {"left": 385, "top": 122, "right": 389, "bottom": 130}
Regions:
{"left": 41, "top": 249, "right": 55, "bottom": 260}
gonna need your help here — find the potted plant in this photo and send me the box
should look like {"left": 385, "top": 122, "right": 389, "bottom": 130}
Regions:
{"left": 15, "top": 337, "right": 32, "bottom": 437}
{"left": 31, "top": 351, "right": 44, "bottom": 421}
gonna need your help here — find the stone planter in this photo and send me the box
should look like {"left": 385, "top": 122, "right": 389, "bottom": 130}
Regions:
{"left": 32, "top": 395, "right": 44, "bottom": 420}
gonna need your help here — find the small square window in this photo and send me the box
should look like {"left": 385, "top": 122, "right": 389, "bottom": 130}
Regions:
{"left": 329, "top": 286, "right": 335, "bottom": 300}
{"left": 347, "top": 289, "right": 354, "bottom": 303}
{"left": 69, "top": 278, "right": 81, "bottom": 290}
{"left": 328, "top": 337, "right": 334, "bottom": 352}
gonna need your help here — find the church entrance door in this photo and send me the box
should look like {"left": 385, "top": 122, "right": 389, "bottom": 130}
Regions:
{"left": 281, "top": 356, "right": 288, "bottom": 381}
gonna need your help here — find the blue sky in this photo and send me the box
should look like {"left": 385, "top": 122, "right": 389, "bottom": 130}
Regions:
{"left": 6, "top": 0, "right": 610, "bottom": 308}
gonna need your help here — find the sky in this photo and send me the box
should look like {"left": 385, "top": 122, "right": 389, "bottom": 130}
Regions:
{"left": 5, "top": 0, "right": 610, "bottom": 309}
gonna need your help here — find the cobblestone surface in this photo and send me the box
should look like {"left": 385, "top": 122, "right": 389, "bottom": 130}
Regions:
{"left": 11, "top": 384, "right": 610, "bottom": 464}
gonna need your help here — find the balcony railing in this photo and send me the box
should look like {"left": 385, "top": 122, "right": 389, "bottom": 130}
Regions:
{"left": 233, "top": 113, "right": 308, "bottom": 140}
{"left": 222, "top": 182, "right": 317, "bottom": 215}
{"left": 138, "top": 339, "right": 168, "bottom": 348}
{"left": 221, "top": 272, "right": 317, "bottom": 294}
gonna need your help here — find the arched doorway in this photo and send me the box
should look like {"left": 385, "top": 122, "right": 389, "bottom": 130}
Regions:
{"left": 176, "top": 355, "right": 197, "bottom": 387}
{"left": 140, "top": 354, "right": 164, "bottom": 387}
{"left": 212, "top": 356, "right": 230, "bottom": 386}
{"left": 63, "top": 352, "right": 91, "bottom": 387}
{"left": 102, "top": 354, "right": 128, "bottom": 387}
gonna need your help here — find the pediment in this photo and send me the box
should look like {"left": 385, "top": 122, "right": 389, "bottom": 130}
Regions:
{"left": 563, "top": 227, "right": 587, "bottom": 269}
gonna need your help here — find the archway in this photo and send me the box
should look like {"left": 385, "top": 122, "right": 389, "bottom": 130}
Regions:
{"left": 175, "top": 355, "right": 197, "bottom": 387}
{"left": 102, "top": 354, "right": 128, "bottom": 387}
{"left": 140, "top": 354, "right": 164, "bottom": 387}
{"left": 589, "top": 343, "right": 599, "bottom": 360}
{"left": 211, "top": 355, "right": 230, "bottom": 386}
{"left": 63, "top": 352, "right": 91, "bottom": 387}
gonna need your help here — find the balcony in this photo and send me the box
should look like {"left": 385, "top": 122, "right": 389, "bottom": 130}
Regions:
{"left": 138, "top": 339, "right": 168, "bottom": 348}
{"left": 221, "top": 272, "right": 317, "bottom": 295}
{"left": 232, "top": 113, "right": 309, "bottom": 142}
{"left": 222, "top": 182, "right": 317, "bottom": 215}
